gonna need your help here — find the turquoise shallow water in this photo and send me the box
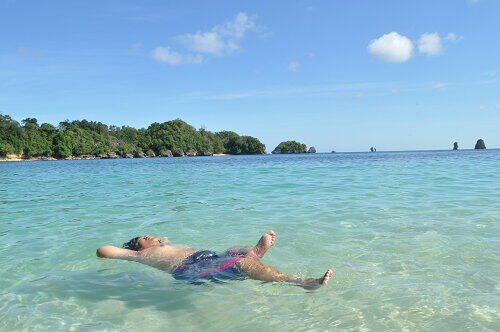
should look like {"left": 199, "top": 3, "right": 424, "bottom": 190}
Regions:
{"left": 1, "top": 150, "right": 499, "bottom": 331}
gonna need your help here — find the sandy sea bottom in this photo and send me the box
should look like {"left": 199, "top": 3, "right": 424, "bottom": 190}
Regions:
{"left": 0, "top": 150, "right": 499, "bottom": 331}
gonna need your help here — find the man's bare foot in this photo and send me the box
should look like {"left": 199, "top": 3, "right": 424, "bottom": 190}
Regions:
{"left": 246, "top": 230, "right": 276, "bottom": 259}
{"left": 321, "top": 269, "right": 333, "bottom": 285}
{"left": 301, "top": 269, "right": 333, "bottom": 290}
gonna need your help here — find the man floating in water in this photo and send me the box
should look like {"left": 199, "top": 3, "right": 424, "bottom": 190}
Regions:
{"left": 97, "top": 230, "right": 332, "bottom": 290}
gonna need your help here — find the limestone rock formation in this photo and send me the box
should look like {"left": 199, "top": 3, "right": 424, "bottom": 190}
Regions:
{"left": 197, "top": 151, "right": 213, "bottom": 156}
{"left": 78, "top": 154, "right": 94, "bottom": 159}
{"left": 308, "top": 147, "right": 316, "bottom": 153}
{"left": 107, "top": 152, "right": 119, "bottom": 158}
{"left": 160, "top": 149, "right": 173, "bottom": 157}
{"left": 453, "top": 142, "right": 458, "bottom": 150}
{"left": 474, "top": 139, "right": 486, "bottom": 149}
{"left": 172, "top": 148, "right": 185, "bottom": 157}
{"left": 135, "top": 151, "right": 146, "bottom": 158}
{"left": 185, "top": 149, "right": 197, "bottom": 156}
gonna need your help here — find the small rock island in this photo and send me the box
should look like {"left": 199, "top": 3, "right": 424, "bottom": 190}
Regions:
{"left": 474, "top": 139, "right": 486, "bottom": 149}
{"left": 272, "top": 141, "right": 315, "bottom": 154}
{"left": 453, "top": 142, "right": 458, "bottom": 150}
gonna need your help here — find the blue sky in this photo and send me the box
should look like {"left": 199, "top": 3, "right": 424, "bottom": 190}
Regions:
{"left": 0, "top": 0, "right": 498, "bottom": 152}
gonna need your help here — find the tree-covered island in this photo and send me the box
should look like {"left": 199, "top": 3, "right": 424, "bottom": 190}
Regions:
{"left": 271, "top": 141, "right": 315, "bottom": 154}
{"left": 0, "top": 114, "right": 266, "bottom": 160}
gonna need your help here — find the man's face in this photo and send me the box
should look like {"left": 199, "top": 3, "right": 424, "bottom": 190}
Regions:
{"left": 136, "top": 236, "right": 160, "bottom": 250}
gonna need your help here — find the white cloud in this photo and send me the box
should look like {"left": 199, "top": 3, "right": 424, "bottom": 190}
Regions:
{"left": 496, "top": 103, "right": 500, "bottom": 109}
{"left": 214, "top": 12, "right": 256, "bottom": 39}
{"left": 392, "top": 88, "right": 399, "bottom": 93}
{"left": 288, "top": 61, "right": 300, "bottom": 72}
{"left": 429, "top": 81, "right": 447, "bottom": 89}
{"left": 175, "top": 12, "right": 256, "bottom": 56}
{"left": 354, "top": 92, "right": 366, "bottom": 98}
{"left": 152, "top": 47, "right": 202, "bottom": 65}
{"left": 152, "top": 47, "right": 183, "bottom": 65}
{"left": 153, "top": 12, "right": 259, "bottom": 65}
{"left": 176, "top": 32, "right": 234, "bottom": 56}
{"left": 418, "top": 33, "right": 443, "bottom": 56}
{"left": 367, "top": 32, "right": 413, "bottom": 63}
{"left": 445, "top": 33, "right": 463, "bottom": 43}
{"left": 368, "top": 31, "right": 462, "bottom": 63}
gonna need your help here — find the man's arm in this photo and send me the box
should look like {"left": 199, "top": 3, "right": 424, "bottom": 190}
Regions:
{"left": 96, "top": 246, "right": 139, "bottom": 261}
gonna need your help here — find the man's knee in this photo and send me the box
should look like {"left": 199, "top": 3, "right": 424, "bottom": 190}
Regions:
{"left": 238, "top": 257, "right": 261, "bottom": 271}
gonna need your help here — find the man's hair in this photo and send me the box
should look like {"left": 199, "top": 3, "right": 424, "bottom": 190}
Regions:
{"left": 122, "top": 237, "right": 140, "bottom": 251}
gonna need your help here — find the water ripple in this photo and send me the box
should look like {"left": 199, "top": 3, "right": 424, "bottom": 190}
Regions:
{"left": 0, "top": 150, "right": 499, "bottom": 330}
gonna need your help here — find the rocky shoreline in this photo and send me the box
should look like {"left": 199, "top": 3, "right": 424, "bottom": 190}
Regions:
{"left": 0, "top": 152, "right": 228, "bottom": 162}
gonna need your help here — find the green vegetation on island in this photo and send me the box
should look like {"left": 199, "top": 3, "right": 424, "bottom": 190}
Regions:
{"left": 272, "top": 140, "right": 313, "bottom": 154}
{"left": 0, "top": 114, "right": 266, "bottom": 159}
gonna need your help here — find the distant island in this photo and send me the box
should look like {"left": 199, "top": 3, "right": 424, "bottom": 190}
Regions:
{"left": 271, "top": 141, "right": 315, "bottom": 154}
{"left": 474, "top": 139, "right": 486, "bottom": 149}
{"left": 0, "top": 114, "right": 266, "bottom": 161}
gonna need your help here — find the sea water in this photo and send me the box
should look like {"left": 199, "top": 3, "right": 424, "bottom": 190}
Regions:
{"left": 0, "top": 150, "right": 498, "bottom": 331}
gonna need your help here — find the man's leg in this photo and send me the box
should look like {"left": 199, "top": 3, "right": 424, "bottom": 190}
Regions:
{"left": 245, "top": 230, "right": 276, "bottom": 259}
{"left": 238, "top": 257, "right": 333, "bottom": 290}
{"left": 225, "top": 245, "right": 253, "bottom": 256}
